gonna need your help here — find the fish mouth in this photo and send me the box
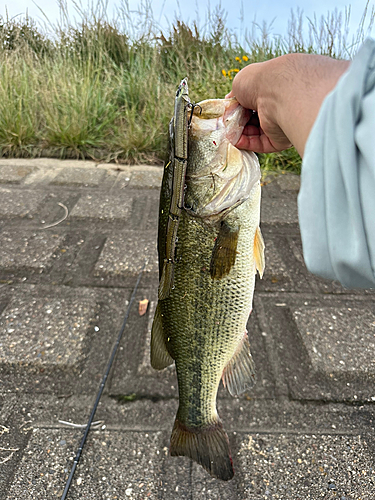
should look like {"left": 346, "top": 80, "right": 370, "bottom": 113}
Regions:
{"left": 223, "top": 99, "right": 251, "bottom": 146}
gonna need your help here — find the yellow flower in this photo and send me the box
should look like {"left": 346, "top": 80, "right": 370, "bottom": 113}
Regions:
{"left": 221, "top": 69, "right": 227, "bottom": 77}
{"left": 228, "top": 69, "right": 239, "bottom": 77}
{"left": 242, "top": 55, "right": 249, "bottom": 62}
{"left": 235, "top": 56, "right": 241, "bottom": 62}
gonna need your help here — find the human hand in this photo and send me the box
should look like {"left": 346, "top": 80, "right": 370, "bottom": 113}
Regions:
{"left": 227, "top": 54, "right": 350, "bottom": 157}
{"left": 226, "top": 59, "right": 292, "bottom": 153}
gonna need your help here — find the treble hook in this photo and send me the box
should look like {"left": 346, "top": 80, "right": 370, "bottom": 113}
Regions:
{"left": 186, "top": 102, "right": 202, "bottom": 126}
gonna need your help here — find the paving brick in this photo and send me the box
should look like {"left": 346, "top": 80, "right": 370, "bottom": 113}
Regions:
{"left": 236, "top": 432, "right": 375, "bottom": 499}
{"left": 51, "top": 167, "right": 106, "bottom": 187}
{"left": 0, "top": 231, "right": 63, "bottom": 270}
{"left": 0, "top": 189, "right": 45, "bottom": 217}
{"left": 161, "top": 457, "right": 192, "bottom": 499}
{"left": 263, "top": 238, "right": 289, "bottom": 279}
{"left": 275, "top": 173, "right": 301, "bottom": 191}
{"left": 94, "top": 231, "right": 158, "bottom": 276}
{"left": 293, "top": 306, "right": 375, "bottom": 376}
{"left": 70, "top": 193, "right": 133, "bottom": 220}
{"left": 128, "top": 168, "right": 163, "bottom": 189}
{"left": 192, "top": 458, "right": 239, "bottom": 499}
{"left": 289, "top": 236, "right": 355, "bottom": 294}
{"left": 0, "top": 295, "right": 95, "bottom": 367}
{"left": 6, "top": 429, "right": 164, "bottom": 499}
{"left": 256, "top": 295, "right": 375, "bottom": 402}
{"left": 0, "top": 394, "right": 17, "bottom": 421}
{"left": 255, "top": 233, "right": 314, "bottom": 294}
{"left": 0, "top": 402, "right": 32, "bottom": 500}
{"left": 259, "top": 236, "right": 292, "bottom": 292}
{"left": 0, "top": 165, "right": 34, "bottom": 184}
{"left": 245, "top": 310, "right": 277, "bottom": 399}
{"left": 261, "top": 198, "right": 299, "bottom": 224}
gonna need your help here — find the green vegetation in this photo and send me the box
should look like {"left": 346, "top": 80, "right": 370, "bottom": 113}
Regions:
{"left": 0, "top": 1, "right": 374, "bottom": 172}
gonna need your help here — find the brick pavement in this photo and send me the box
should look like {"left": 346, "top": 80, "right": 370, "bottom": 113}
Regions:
{"left": 0, "top": 159, "right": 374, "bottom": 499}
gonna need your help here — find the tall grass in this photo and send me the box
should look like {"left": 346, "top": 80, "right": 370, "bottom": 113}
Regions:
{"left": 0, "top": 1, "right": 374, "bottom": 169}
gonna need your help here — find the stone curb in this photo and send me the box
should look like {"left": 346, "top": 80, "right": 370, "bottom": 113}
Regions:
{"left": 0, "top": 158, "right": 162, "bottom": 172}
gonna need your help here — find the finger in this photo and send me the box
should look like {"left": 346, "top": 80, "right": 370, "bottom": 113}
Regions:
{"left": 236, "top": 134, "right": 285, "bottom": 154}
{"left": 232, "top": 63, "right": 261, "bottom": 110}
{"left": 242, "top": 124, "right": 261, "bottom": 137}
{"left": 225, "top": 91, "right": 234, "bottom": 99}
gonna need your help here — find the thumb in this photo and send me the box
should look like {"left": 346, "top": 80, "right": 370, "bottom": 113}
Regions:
{"left": 231, "top": 62, "right": 261, "bottom": 111}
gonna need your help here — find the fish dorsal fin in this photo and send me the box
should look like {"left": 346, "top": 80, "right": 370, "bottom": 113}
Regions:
{"left": 150, "top": 303, "right": 174, "bottom": 370}
{"left": 254, "top": 226, "right": 265, "bottom": 278}
{"left": 222, "top": 331, "right": 256, "bottom": 396}
{"left": 210, "top": 221, "right": 240, "bottom": 280}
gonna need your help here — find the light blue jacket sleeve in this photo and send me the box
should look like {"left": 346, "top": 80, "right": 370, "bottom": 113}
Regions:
{"left": 298, "top": 38, "right": 375, "bottom": 288}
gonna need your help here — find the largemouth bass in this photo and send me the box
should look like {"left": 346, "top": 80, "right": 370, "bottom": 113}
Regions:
{"left": 151, "top": 80, "right": 264, "bottom": 481}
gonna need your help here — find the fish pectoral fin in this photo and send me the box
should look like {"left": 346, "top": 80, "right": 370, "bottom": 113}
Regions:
{"left": 150, "top": 303, "right": 174, "bottom": 370}
{"left": 254, "top": 226, "right": 265, "bottom": 278}
{"left": 170, "top": 417, "right": 234, "bottom": 481}
{"left": 222, "top": 331, "right": 256, "bottom": 396}
{"left": 210, "top": 221, "right": 239, "bottom": 279}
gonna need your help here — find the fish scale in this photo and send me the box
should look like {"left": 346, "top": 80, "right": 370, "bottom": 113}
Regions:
{"left": 169, "top": 190, "right": 259, "bottom": 415}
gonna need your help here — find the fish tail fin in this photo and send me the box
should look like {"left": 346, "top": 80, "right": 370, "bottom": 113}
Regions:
{"left": 170, "top": 418, "right": 234, "bottom": 481}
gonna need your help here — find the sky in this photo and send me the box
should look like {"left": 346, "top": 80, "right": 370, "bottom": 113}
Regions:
{"left": 2, "top": 0, "right": 374, "bottom": 44}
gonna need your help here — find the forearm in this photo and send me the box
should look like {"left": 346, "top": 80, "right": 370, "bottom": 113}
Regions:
{"left": 265, "top": 54, "right": 350, "bottom": 155}
{"left": 298, "top": 39, "right": 375, "bottom": 287}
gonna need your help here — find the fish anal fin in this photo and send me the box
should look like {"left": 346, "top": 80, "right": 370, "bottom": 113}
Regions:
{"left": 150, "top": 304, "right": 174, "bottom": 370}
{"left": 210, "top": 222, "right": 239, "bottom": 280}
{"left": 222, "top": 331, "right": 256, "bottom": 396}
{"left": 170, "top": 418, "right": 234, "bottom": 481}
{"left": 254, "top": 226, "right": 265, "bottom": 278}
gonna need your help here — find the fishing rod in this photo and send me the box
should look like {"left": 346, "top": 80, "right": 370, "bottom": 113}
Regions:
{"left": 61, "top": 261, "right": 147, "bottom": 500}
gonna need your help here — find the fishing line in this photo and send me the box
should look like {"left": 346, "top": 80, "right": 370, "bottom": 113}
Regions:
{"left": 61, "top": 261, "right": 147, "bottom": 500}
